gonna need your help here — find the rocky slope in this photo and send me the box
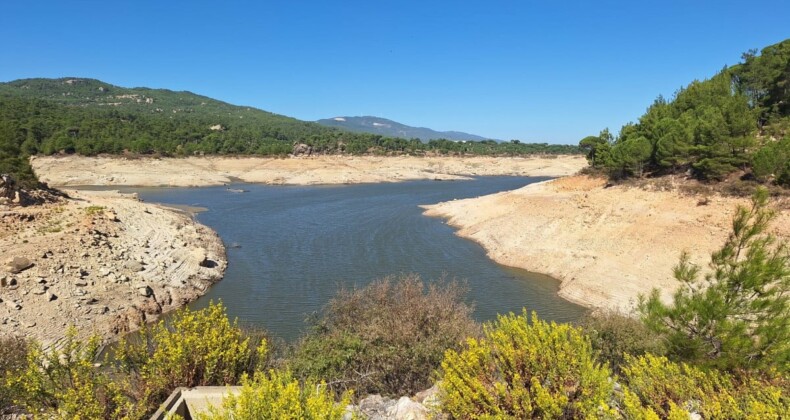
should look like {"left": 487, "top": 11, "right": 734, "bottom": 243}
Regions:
{"left": 0, "top": 189, "right": 225, "bottom": 347}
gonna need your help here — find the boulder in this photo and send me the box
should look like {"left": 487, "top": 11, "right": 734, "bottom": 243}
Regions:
{"left": 388, "top": 397, "right": 428, "bottom": 420}
{"left": 5, "top": 256, "right": 33, "bottom": 274}
{"left": 292, "top": 143, "right": 313, "bottom": 156}
{"left": 0, "top": 174, "right": 17, "bottom": 200}
{"left": 138, "top": 285, "right": 153, "bottom": 297}
{"left": 124, "top": 260, "right": 145, "bottom": 272}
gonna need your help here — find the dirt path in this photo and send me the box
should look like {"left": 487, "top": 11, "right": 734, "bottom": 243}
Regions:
{"left": 0, "top": 190, "right": 225, "bottom": 347}
{"left": 31, "top": 155, "right": 587, "bottom": 187}
{"left": 423, "top": 176, "right": 790, "bottom": 312}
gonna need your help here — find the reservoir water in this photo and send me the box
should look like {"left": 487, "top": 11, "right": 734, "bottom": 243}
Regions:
{"left": 130, "top": 177, "right": 585, "bottom": 341}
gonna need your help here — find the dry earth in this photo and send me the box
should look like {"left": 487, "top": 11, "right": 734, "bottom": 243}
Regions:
{"left": 423, "top": 175, "right": 790, "bottom": 312}
{"left": 31, "top": 155, "right": 587, "bottom": 187}
{"left": 0, "top": 190, "right": 225, "bottom": 348}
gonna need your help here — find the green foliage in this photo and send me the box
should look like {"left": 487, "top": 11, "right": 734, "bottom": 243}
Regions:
{"left": 4, "top": 328, "right": 135, "bottom": 419}
{"left": 584, "top": 38, "right": 790, "bottom": 185}
{"left": 290, "top": 274, "right": 479, "bottom": 397}
{"left": 439, "top": 310, "right": 613, "bottom": 419}
{"left": 639, "top": 188, "right": 789, "bottom": 371}
{"left": 579, "top": 310, "right": 666, "bottom": 374}
{"left": 114, "top": 301, "right": 263, "bottom": 415}
{"left": 198, "top": 371, "right": 351, "bottom": 420}
{"left": 752, "top": 136, "right": 790, "bottom": 186}
{"left": 619, "top": 354, "right": 789, "bottom": 418}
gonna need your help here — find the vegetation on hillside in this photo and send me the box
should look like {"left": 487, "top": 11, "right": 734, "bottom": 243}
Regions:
{"left": 580, "top": 38, "right": 790, "bottom": 187}
{"left": 0, "top": 77, "right": 578, "bottom": 189}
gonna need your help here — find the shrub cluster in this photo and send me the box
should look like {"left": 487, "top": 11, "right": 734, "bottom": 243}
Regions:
{"left": 289, "top": 274, "right": 479, "bottom": 397}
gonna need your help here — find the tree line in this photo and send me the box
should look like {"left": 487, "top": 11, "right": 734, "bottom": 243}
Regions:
{"left": 580, "top": 38, "right": 790, "bottom": 187}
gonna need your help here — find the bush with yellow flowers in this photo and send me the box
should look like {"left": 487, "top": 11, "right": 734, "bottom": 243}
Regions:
{"left": 198, "top": 370, "right": 351, "bottom": 419}
{"left": 618, "top": 354, "right": 789, "bottom": 419}
{"left": 5, "top": 328, "right": 135, "bottom": 419}
{"left": 438, "top": 310, "right": 613, "bottom": 419}
{"left": 114, "top": 301, "right": 264, "bottom": 415}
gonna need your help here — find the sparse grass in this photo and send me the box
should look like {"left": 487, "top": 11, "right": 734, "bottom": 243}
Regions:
{"left": 84, "top": 205, "right": 106, "bottom": 215}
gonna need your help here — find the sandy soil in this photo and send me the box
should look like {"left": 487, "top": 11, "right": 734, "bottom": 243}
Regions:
{"left": 423, "top": 176, "right": 790, "bottom": 312}
{"left": 31, "top": 155, "right": 587, "bottom": 187}
{"left": 0, "top": 190, "right": 226, "bottom": 348}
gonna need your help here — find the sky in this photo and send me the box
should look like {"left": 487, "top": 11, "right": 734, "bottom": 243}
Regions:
{"left": 1, "top": 1, "right": 789, "bottom": 144}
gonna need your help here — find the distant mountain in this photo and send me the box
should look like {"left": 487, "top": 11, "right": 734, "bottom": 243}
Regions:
{"left": 316, "top": 116, "right": 493, "bottom": 142}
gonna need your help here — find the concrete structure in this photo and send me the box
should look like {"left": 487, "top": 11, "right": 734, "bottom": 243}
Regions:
{"left": 150, "top": 386, "right": 240, "bottom": 420}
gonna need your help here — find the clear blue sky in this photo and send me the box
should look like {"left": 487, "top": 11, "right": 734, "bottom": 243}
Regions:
{"left": 2, "top": 1, "right": 788, "bottom": 144}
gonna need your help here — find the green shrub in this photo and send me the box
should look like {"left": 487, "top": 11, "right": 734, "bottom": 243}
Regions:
{"left": 439, "top": 310, "right": 613, "bottom": 419}
{"left": 639, "top": 188, "right": 790, "bottom": 371}
{"left": 290, "top": 274, "right": 479, "bottom": 397}
{"left": 579, "top": 310, "right": 665, "bottom": 374}
{"left": 198, "top": 370, "right": 351, "bottom": 419}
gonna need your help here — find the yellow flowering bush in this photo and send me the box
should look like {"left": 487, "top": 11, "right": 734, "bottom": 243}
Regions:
{"left": 115, "top": 301, "right": 264, "bottom": 415}
{"left": 5, "top": 327, "right": 134, "bottom": 419}
{"left": 198, "top": 370, "right": 351, "bottom": 420}
{"left": 619, "top": 354, "right": 789, "bottom": 418}
{"left": 439, "top": 310, "right": 612, "bottom": 419}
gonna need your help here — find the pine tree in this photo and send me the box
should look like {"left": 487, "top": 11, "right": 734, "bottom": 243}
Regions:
{"left": 639, "top": 188, "right": 789, "bottom": 372}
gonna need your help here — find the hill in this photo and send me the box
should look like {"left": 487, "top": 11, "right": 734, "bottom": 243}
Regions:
{"left": 316, "top": 116, "right": 492, "bottom": 142}
{"left": 0, "top": 77, "right": 579, "bottom": 190}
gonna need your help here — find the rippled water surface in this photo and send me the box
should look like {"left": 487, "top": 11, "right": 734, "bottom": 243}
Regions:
{"left": 131, "top": 177, "right": 585, "bottom": 341}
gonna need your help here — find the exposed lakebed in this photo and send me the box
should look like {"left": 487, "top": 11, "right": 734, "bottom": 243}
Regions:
{"left": 125, "top": 177, "right": 585, "bottom": 341}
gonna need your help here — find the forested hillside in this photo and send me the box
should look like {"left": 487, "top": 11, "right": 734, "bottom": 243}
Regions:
{"left": 0, "top": 78, "right": 578, "bottom": 188}
{"left": 580, "top": 38, "right": 790, "bottom": 187}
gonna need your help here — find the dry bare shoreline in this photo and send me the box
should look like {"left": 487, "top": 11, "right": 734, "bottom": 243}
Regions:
{"left": 0, "top": 190, "right": 226, "bottom": 347}
{"left": 423, "top": 176, "right": 790, "bottom": 312}
{"left": 31, "top": 155, "right": 587, "bottom": 187}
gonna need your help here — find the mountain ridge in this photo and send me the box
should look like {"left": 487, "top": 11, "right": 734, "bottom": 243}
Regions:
{"left": 317, "top": 116, "right": 494, "bottom": 142}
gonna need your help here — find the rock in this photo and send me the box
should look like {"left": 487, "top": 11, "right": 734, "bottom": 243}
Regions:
{"left": 104, "top": 210, "right": 119, "bottom": 222}
{"left": 47, "top": 293, "right": 58, "bottom": 301}
{"left": 124, "top": 261, "right": 144, "bottom": 272}
{"left": 138, "top": 285, "right": 153, "bottom": 297}
{"left": 32, "top": 286, "right": 47, "bottom": 295}
{"left": 292, "top": 142, "right": 313, "bottom": 156}
{"left": 5, "top": 256, "right": 33, "bottom": 274}
{"left": 387, "top": 397, "right": 428, "bottom": 420}
{"left": 5, "top": 300, "right": 21, "bottom": 310}
{"left": 415, "top": 385, "right": 440, "bottom": 410}
{"left": 357, "top": 395, "right": 398, "bottom": 419}
{"left": 25, "top": 321, "right": 36, "bottom": 328}
{"left": 74, "top": 280, "right": 88, "bottom": 287}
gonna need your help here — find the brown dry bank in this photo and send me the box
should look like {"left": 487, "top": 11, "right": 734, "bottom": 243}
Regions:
{"left": 31, "top": 155, "right": 587, "bottom": 187}
{"left": 423, "top": 175, "right": 790, "bottom": 311}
